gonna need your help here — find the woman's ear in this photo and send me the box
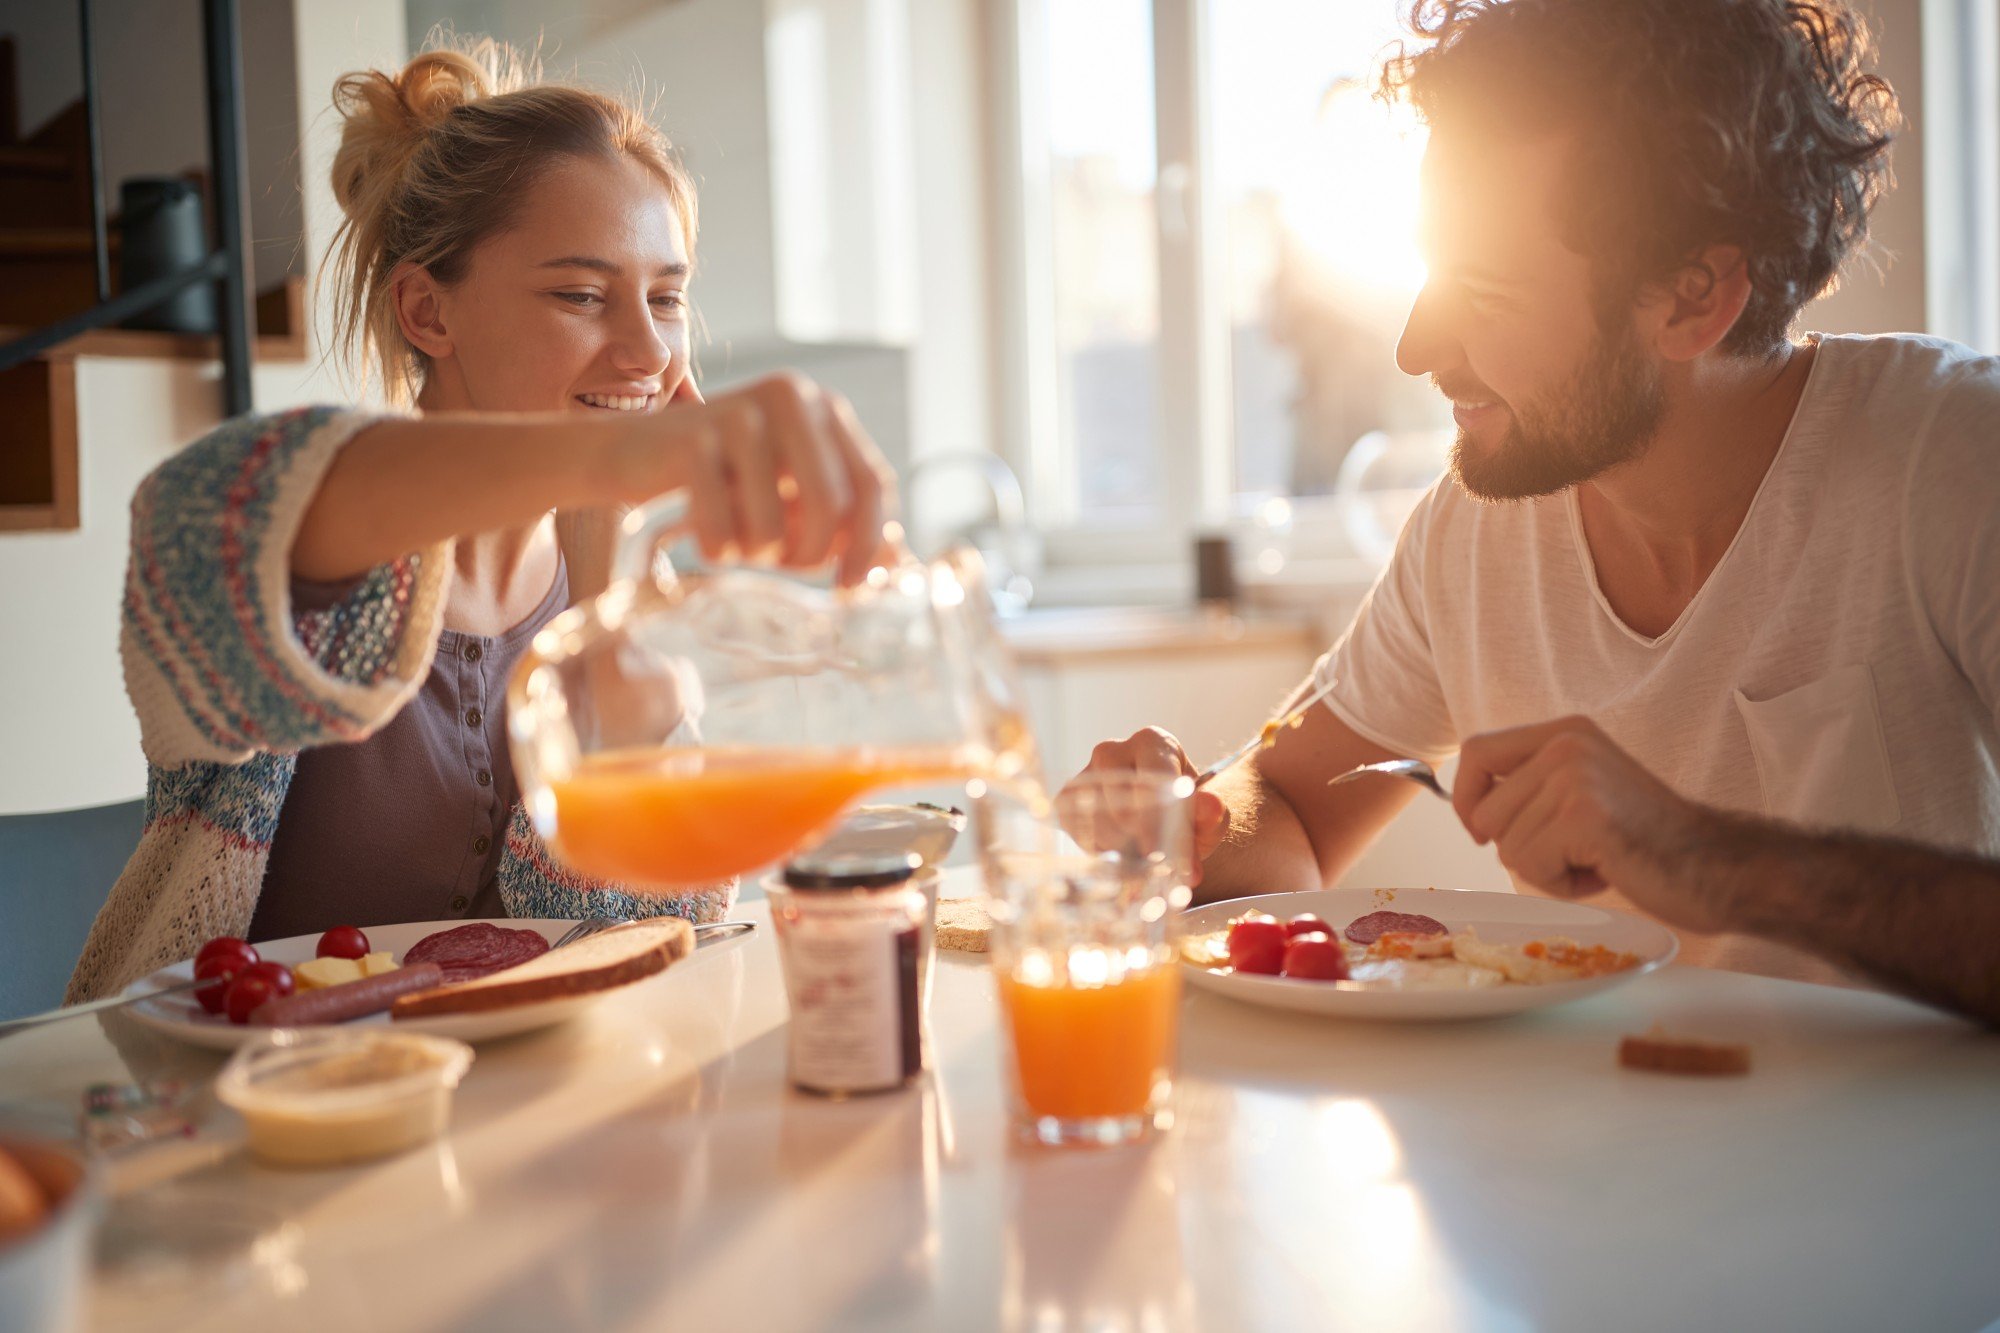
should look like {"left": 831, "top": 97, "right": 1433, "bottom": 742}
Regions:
{"left": 390, "top": 261, "right": 453, "bottom": 360}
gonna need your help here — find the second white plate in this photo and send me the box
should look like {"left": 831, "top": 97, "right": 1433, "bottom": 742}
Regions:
{"left": 1179, "top": 888, "right": 1677, "bottom": 1021}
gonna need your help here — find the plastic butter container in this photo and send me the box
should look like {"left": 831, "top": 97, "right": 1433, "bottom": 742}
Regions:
{"left": 215, "top": 1029, "right": 474, "bottom": 1168}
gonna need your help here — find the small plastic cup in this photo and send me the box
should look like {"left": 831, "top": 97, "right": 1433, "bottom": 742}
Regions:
{"left": 215, "top": 1029, "right": 473, "bottom": 1169}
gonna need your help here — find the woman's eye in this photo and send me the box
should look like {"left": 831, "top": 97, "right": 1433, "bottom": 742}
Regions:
{"left": 554, "top": 291, "right": 603, "bottom": 308}
{"left": 651, "top": 292, "right": 687, "bottom": 312}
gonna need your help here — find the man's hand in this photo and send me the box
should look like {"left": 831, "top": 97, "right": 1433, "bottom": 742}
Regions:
{"left": 1453, "top": 715, "right": 1726, "bottom": 932}
{"left": 1070, "top": 728, "right": 1230, "bottom": 883}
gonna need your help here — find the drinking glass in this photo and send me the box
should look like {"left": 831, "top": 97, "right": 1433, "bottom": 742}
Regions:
{"left": 982, "top": 772, "right": 1193, "bottom": 1147}
{"left": 508, "top": 495, "right": 1039, "bottom": 889}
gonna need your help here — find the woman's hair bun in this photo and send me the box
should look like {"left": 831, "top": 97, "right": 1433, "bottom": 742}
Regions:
{"left": 329, "top": 38, "right": 538, "bottom": 216}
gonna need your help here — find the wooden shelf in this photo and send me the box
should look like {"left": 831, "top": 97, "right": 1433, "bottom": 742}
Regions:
{"left": 0, "top": 358, "right": 78, "bottom": 531}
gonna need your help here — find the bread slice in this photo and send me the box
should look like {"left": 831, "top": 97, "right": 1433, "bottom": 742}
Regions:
{"left": 391, "top": 919, "right": 693, "bottom": 1018}
{"left": 935, "top": 898, "right": 994, "bottom": 953}
{"left": 1618, "top": 1031, "right": 1752, "bottom": 1076}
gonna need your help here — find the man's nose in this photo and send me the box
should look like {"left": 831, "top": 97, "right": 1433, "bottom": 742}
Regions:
{"left": 1395, "top": 282, "right": 1456, "bottom": 378}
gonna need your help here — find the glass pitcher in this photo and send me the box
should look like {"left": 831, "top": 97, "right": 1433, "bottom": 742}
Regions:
{"left": 507, "top": 495, "right": 1042, "bottom": 890}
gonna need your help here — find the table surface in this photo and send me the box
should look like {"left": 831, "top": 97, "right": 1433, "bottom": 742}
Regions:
{"left": 4, "top": 871, "right": 1998, "bottom": 1333}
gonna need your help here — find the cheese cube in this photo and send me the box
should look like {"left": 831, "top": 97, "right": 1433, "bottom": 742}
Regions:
{"left": 294, "top": 956, "right": 364, "bottom": 991}
{"left": 357, "top": 951, "right": 399, "bottom": 978}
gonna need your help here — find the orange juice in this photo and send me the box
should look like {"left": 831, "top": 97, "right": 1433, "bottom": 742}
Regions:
{"left": 997, "top": 959, "right": 1181, "bottom": 1120}
{"left": 544, "top": 746, "right": 976, "bottom": 886}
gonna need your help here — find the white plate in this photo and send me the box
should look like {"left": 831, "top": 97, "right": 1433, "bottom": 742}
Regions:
{"left": 1179, "top": 888, "right": 1678, "bottom": 1022}
{"left": 121, "top": 920, "right": 631, "bottom": 1051}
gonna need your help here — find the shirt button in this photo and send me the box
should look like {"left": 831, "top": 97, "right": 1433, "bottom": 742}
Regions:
{"left": 450, "top": 894, "right": 470, "bottom": 912}
{"left": 463, "top": 643, "right": 483, "bottom": 663}
{"left": 473, "top": 834, "right": 491, "bottom": 855}
{"left": 475, "top": 769, "right": 492, "bottom": 787}
{"left": 465, "top": 707, "right": 483, "bottom": 727}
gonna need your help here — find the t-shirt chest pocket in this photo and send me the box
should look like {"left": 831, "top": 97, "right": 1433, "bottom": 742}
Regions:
{"left": 1733, "top": 663, "right": 1901, "bottom": 834}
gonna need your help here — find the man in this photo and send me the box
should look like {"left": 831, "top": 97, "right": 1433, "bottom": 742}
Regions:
{"left": 1077, "top": 0, "right": 2000, "bottom": 1025}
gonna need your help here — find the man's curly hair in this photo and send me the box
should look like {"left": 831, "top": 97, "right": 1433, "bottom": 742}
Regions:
{"left": 1379, "top": 0, "right": 1900, "bottom": 355}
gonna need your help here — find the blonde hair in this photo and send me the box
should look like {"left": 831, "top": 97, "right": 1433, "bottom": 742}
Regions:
{"left": 325, "top": 38, "right": 698, "bottom": 405}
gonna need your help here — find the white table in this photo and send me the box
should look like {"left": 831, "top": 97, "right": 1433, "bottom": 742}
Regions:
{"left": 5, "top": 872, "right": 1998, "bottom": 1332}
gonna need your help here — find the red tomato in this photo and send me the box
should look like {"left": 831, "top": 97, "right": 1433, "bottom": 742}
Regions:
{"left": 239, "top": 961, "right": 296, "bottom": 1000}
{"left": 316, "top": 926, "right": 370, "bottom": 960}
{"left": 195, "top": 936, "right": 259, "bottom": 970}
{"left": 1226, "top": 918, "right": 1288, "bottom": 975}
{"left": 224, "top": 973, "right": 279, "bottom": 1025}
{"left": 1285, "top": 914, "right": 1333, "bottom": 938}
{"left": 193, "top": 955, "right": 246, "bottom": 1015}
{"left": 1282, "top": 935, "right": 1350, "bottom": 981}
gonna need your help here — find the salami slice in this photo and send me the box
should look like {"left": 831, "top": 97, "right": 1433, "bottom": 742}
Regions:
{"left": 403, "top": 923, "right": 551, "bottom": 984}
{"left": 1343, "top": 910, "right": 1449, "bottom": 945}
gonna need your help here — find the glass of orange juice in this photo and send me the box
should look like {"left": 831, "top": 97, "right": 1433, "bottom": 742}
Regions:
{"left": 983, "top": 772, "right": 1193, "bottom": 1148}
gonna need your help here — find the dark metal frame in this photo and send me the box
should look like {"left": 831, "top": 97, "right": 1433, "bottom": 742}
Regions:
{"left": 0, "top": 0, "right": 254, "bottom": 416}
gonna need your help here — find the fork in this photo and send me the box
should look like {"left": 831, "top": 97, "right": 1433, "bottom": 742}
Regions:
{"left": 1327, "top": 757, "right": 1453, "bottom": 801}
{"left": 553, "top": 916, "right": 756, "bottom": 949}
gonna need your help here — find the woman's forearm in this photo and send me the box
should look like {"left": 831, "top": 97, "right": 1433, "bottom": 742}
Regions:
{"left": 291, "top": 414, "right": 644, "bottom": 581}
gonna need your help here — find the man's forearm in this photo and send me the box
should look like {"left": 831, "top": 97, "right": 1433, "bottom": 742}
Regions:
{"left": 1689, "top": 814, "right": 2000, "bottom": 1027}
{"left": 1192, "top": 760, "right": 1323, "bottom": 903}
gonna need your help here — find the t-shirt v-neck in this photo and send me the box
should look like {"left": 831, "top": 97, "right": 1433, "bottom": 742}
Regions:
{"left": 1562, "top": 342, "right": 1833, "bottom": 651}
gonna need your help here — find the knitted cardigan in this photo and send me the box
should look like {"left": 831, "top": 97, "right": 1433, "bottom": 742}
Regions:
{"left": 66, "top": 407, "right": 732, "bottom": 1002}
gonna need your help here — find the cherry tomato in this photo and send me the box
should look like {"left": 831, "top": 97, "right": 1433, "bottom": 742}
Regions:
{"left": 1282, "top": 935, "right": 1350, "bottom": 981}
{"left": 239, "top": 961, "right": 296, "bottom": 1000}
{"left": 224, "top": 973, "right": 279, "bottom": 1025}
{"left": 317, "top": 926, "right": 370, "bottom": 960}
{"left": 195, "top": 936, "right": 259, "bottom": 970}
{"left": 1285, "top": 914, "right": 1333, "bottom": 938}
{"left": 1226, "top": 918, "right": 1288, "bottom": 975}
{"left": 193, "top": 955, "right": 246, "bottom": 1016}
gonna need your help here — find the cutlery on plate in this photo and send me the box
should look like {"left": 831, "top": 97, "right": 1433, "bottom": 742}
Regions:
{"left": 1327, "top": 757, "right": 1452, "bottom": 800}
{"left": 1195, "top": 676, "right": 1343, "bottom": 785}
{"left": 555, "top": 916, "right": 755, "bottom": 949}
{"left": 0, "top": 974, "right": 220, "bottom": 1039}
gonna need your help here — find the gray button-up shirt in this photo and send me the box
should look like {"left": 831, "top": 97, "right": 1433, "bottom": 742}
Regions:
{"left": 249, "top": 558, "right": 569, "bottom": 941}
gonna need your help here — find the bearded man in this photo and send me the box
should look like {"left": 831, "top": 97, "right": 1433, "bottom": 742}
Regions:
{"left": 1073, "top": 0, "right": 2000, "bottom": 1024}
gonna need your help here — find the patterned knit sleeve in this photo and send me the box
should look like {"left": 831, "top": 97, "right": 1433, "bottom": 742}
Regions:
{"left": 120, "top": 406, "right": 452, "bottom": 766}
{"left": 496, "top": 805, "right": 737, "bottom": 925}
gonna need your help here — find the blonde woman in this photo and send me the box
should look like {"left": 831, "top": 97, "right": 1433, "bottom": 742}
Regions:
{"left": 67, "top": 43, "right": 894, "bottom": 1000}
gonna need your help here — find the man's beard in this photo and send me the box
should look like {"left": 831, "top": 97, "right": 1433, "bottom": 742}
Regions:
{"left": 1446, "top": 333, "right": 1665, "bottom": 502}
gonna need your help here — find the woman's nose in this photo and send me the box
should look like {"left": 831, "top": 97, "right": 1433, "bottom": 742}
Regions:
{"left": 1395, "top": 283, "right": 1456, "bottom": 378}
{"left": 608, "top": 302, "right": 674, "bottom": 377}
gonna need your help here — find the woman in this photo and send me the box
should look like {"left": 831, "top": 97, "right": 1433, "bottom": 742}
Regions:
{"left": 67, "top": 42, "right": 895, "bottom": 1000}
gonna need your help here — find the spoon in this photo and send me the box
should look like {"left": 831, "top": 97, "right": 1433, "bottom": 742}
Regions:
{"left": 1327, "top": 757, "right": 1452, "bottom": 801}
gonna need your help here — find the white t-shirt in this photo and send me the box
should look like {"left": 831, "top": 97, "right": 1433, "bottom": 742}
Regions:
{"left": 1318, "top": 334, "right": 2000, "bottom": 982}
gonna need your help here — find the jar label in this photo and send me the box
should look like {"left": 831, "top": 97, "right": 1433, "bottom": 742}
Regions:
{"left": 782, "top": 917, "right": 919, "bottom": 1093}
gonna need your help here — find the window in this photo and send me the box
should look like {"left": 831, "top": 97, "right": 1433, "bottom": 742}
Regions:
{"left": 999, "top": 0, "right": 1448, "bottom": 568}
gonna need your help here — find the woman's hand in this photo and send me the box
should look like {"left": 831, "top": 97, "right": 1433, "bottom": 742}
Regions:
{"left": 609, "top": 372, "right": 897, "bottom": 586}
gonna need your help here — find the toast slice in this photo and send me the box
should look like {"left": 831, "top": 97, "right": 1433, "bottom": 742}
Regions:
{"left": 391, "top": 919, "right": 694, "bottom": 1018}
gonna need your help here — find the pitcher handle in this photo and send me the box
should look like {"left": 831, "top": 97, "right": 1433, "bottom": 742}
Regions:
{"left": 614, "top": 492, "right": 692, "bottom": 587}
